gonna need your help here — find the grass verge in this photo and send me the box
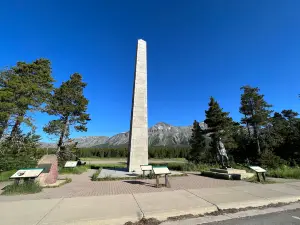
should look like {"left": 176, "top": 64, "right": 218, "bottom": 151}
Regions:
{"left": 43, "top": 178, "right": 72, "bottom": 188}
{"left": 0, "top": 170, "right": 15, "bottom": 182}
{"left": 91, "top": 169, "right": 101, "bottom": 181}
{"left": 1, "top": 182, "right": 42, "bottom": 195}
{"left": 59, "top": 165, "right": 89, "bottom": 174}
{"left": 267, "top": 166, "right": 300, "bottom": 179}
{"left": 245, "top": 175, "right": 276, "bottom": 184}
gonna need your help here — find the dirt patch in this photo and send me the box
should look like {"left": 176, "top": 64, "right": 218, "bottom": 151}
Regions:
{"left": 167, "top": 214, "right": 201, "bottom": 221}
{"left": 124, "top": 218, "right": 161, "bottom": 225}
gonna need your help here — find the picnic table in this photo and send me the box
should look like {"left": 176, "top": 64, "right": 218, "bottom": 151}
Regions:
{"left": 152, "top": 166, "right": 171, "bottom": 188}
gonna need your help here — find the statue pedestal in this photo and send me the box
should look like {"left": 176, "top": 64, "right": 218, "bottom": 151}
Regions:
{"left": 202, "top": 168, "right": 254, "bottom": 180}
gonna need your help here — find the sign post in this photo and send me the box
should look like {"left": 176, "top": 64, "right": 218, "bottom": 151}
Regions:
{"left": 249, "top": 166, "right": 267, "bottom": 182}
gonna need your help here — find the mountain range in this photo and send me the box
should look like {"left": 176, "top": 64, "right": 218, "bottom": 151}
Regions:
{"left": 40, "top": 122, "right": 207, "bottom": 148}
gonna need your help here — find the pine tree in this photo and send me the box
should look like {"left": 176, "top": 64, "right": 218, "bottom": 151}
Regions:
{"left": 0, "top": 69, "right": 15, "bottom": 138}
{"left": 43, "top": 73, "right": 90, "bottom": 156}
{"left": 204, "top": 97, "right": 236, "bottom": 159}
{"left": 239, "top": 85, "right": 272, "bottom": 155}
{"left": 187, "top": 120, "right": 206, "bottom": 164}
{"left": 0, "top": 59, "right": 54, "bottom": 138}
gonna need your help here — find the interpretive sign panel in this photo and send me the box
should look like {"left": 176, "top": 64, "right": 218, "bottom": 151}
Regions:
{"left": 152, "top": 166, "right": 171, "bottom": 175}
{"left": 10, "top": 168, "right": 43, "bottom": 179}
{"left": 64, "top": 161, "right": 78, "bottom": 168}
{"left": 249, "top": 166, "right": 266, "bottom": 173}
{"left": 140, "top": 165, "right": 152, "bottom": 171}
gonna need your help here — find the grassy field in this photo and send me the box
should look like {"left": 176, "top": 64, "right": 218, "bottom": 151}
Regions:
{"left": 82, "top": 157, "right": 186, "bottom": 161}
{"left": 0, "top": 170, "right": 15, "bottom": 182}
{"left": 59, "top": 165, "right": 89, "bottom": 174}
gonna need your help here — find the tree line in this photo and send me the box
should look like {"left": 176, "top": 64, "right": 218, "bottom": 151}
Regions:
{"left": 188, "top": 86, "right": 300, "bottom": 168}
{"left": 0, "top": 58, "right": 90, "bottom": 170}
{"left": 76, "top": 147, "right": 189, "bottom": 159}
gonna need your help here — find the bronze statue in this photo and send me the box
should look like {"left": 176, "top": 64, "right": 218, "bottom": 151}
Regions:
{"left": 217, "top": 138, "right": 230, "bottom": 168}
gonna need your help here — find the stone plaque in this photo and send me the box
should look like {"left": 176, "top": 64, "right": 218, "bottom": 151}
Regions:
{"left": 249, "top": 166, "right": 266, "bottom": 173}
{"left": 37, "top": 164, "right": 52, "bottom": 173}
{"left": 10, "top": 168, "right": 43, "bottom": 179}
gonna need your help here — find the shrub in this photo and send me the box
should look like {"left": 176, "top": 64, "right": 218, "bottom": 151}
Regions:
{"left": 0, "top": 131, "right": 40, "bottom": 171}
{"left": 91, "top": 169, "right": 101, "bottom": 181}
{"left": 259, "top": 150, "right": 286, "bottom": 169}
{"left": 1, "top": 181, "right": 42, "bottom": 195}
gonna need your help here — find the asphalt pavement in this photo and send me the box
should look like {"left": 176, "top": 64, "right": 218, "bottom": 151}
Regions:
{"left": 204, "top": 209, "right": 300, "bottom": 225}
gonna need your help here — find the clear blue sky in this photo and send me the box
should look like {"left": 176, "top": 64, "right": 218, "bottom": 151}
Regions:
{"left": 1, "top": 1, "right": 300, "bottom": 141}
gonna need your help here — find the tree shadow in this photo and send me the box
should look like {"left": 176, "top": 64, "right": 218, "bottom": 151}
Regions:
{"left": 123, "top": 180, "right": 156, "bottom": 188}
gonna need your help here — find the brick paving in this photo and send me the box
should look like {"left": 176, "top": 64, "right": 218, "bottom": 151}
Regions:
{"left": 0, "top": 169, "right": 248, "bottom": 202}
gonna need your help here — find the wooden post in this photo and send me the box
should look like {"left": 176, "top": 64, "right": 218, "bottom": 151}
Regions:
{"left": 156, "top": 175, "right": 159, "bottom": 188}
{"left": 165, "top": 174, "right": 171, "bottom": 188}
{"left": 256, "top": 172, "right": 260, "bottom": 182}
{"left": 14, "top": 178, "right": 20, "bottom": 185}
{"left": 262, "top": 172, "right": 266, "bottom": 181}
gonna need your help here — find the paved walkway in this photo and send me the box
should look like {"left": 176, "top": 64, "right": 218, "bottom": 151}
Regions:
{"left": 2, "top": 182, "right": 300, "bottom": 225}
{"left": 0, "top": 169, "right": 247, "bottom": 201}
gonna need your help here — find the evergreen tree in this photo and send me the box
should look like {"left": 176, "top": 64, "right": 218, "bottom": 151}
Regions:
{"left": 187, "top": 120, "right": 206, "bottom": 164}
{"left": 0, "top": 59, "right": 54, "bottom": 138}
{"left": 204, "top": 97, "right": 236, "bottom": 160}
{"left": 239, "top": 85, "right": 272, "bottom": 155}
{"left": 0, "top": 69, "right": 15, "bottom": 138}
{"left": 43, "top": 73, "right": 90, "bottom": 156}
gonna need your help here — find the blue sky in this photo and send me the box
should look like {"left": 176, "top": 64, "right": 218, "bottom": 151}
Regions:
{"left": 1, "top": 1, "right": 300, "bottom": 141}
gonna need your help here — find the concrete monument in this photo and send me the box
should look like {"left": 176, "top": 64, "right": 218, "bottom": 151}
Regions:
{"left": 127, "top": 39, "right": 148, "bottom": 172}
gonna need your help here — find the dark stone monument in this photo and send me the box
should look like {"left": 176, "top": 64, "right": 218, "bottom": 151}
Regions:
{"left": 36, "top": 154, "right": 58, "bottom": 186}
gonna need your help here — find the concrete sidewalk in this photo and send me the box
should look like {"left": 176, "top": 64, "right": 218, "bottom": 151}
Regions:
{"left": 2, "top": 182, "right": 300, "bottom": 225}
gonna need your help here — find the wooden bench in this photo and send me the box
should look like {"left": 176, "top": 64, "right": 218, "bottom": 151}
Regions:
{"left": 10, "top": 168, "right": 44, "bottom": 184}
{"left": 249, "top": 166, "right": 267, "bottom": 182}
{"left": 152, "top": 166, "right": 171, "bottom": 188}
{"left": 140, "top": 165, "right": 153, "bottom": 178}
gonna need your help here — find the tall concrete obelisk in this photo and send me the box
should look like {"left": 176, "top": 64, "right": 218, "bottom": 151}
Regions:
{"left": 127, "top": 39, "right": 148, "bottom": 172}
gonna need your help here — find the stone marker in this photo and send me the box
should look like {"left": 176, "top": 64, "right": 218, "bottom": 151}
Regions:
{"left": 127, "top": 39, "right": 149, "bottom": 172}
{"left": 36, "top": 154, "right": 58, "bottom": 185}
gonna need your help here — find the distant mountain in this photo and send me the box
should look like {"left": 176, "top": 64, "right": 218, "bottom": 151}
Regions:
{"left": 39, "top": 136, "right": 109, "bottom": 148}
{"left": 40, "top": 122, "right": 207, "bottom": 148}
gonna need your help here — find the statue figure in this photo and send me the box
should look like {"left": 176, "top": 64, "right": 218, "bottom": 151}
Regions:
{"left": 217, "top": 138, "right": 230, "bottom": 168}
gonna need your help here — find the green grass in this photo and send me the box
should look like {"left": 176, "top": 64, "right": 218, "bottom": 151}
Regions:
{"left": 43, "top": 178, "right": 72, "bottom": 188}
{"left": 82, "top": 157, "right": 126, "bottom": 161}
{"left": 267, "top": 166, "right": 300, "bottom": 179}
{"left": 0, "top": 170, "right": 15, "bottom": 182}
{"left": 82, "top": 157, "right": 186, "bottom": 161}
{"left": 151, "top": 162, "right": 218, "bottom": 172}
{"left": 59, "top": 165, "right": 89, "bottom": 174}
{"left": 91, "top": 169, "right": 101, "bottom": 181}
{"left": 89, "top": 164, "right": 126, "bottom": 170}
{"left": 88, "top": 162, "right": 218, "bottom": 172}
{"left": 1, "top": 182, "right": 42, "bottom": 195}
